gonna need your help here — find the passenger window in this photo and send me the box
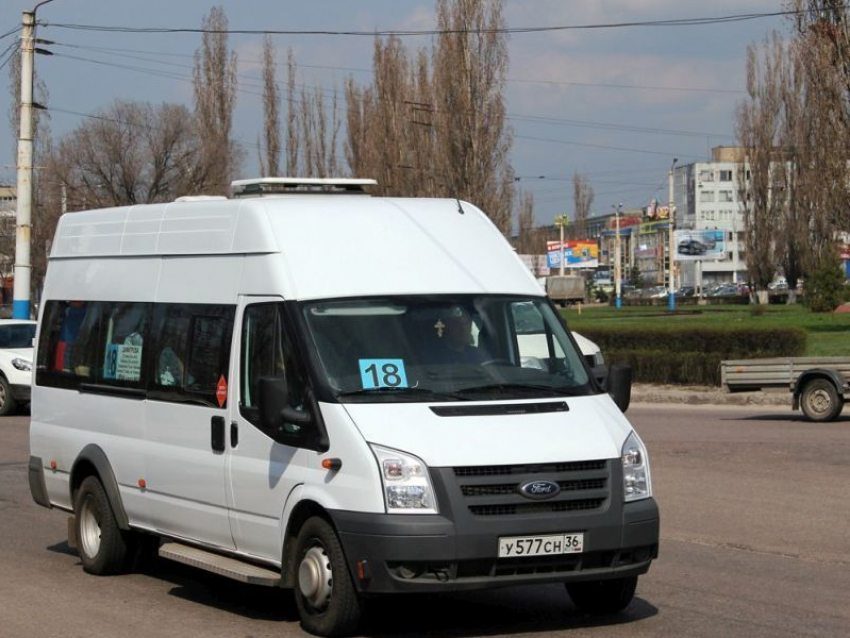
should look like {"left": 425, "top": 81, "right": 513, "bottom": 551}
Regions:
{"left": 100, "top": 303, "right": 151, "bottom": 388}
{"left": 36, "top": 300, "right": 107, "bottom": 389}
{"left": 240, "top": 303, "right": 307, "bottom": 435}
{"left": 150, "top": 304, "right": 235, "bottom": 407}
{"left": 510, "top": 302, "right": 565, "bottom": 370}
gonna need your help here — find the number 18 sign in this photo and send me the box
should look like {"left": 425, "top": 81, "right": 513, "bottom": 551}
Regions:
{"left": 359, "top": 359, "right": 408, "bottom": 389}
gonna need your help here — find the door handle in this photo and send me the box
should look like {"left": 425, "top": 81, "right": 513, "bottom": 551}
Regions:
{"left": 230, "top": 421, "right": 239, "bottom": 448}
{"left": 211, "top": 416, "right": 225, "bottom": 453}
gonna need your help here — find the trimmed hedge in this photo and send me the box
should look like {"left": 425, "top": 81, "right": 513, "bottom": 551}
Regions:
{"left": 579, "top": 327, "right": 806, "bottom": 386}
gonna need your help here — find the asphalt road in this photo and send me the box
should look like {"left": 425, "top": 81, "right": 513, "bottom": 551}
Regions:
{"left": 1, "top": 404, "right": 849, "bottom": 637}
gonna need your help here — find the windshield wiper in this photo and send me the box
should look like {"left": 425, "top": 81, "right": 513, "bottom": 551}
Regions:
{"left": 336, "top": 387, "right": 467, "bottom": 401}
{"left": 455, "top": 383, "right": 580, "bottom": 398}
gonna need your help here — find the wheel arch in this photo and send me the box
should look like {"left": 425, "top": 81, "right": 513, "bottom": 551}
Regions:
{"left": 792, "top": 369, "right": 848, "bottom": 410}
{"left": 280, "top": 490, "right": 341, "bottom": 589}
{"left": 70, "top": 444, "right": 130, "bottom": 530}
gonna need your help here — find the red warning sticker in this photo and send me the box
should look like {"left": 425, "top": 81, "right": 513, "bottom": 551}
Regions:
{"left": 216, "top": 375, "right": 228, "bottom": 408}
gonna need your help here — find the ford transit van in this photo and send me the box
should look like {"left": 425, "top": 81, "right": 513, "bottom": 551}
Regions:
{"left": 29, "top": 178, "right": 658, "bottom": 637}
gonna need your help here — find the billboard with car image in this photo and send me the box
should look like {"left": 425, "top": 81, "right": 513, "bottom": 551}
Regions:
{"left": 674, "top": 229, "right": 726, "bottom": 261}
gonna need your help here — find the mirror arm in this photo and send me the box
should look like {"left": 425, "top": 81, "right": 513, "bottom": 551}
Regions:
{"left": 280, "top": 406, "right": 314, "bottom": 426}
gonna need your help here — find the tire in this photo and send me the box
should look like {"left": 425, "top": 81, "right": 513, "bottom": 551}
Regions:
{"left": 0, "top": 375, "right": 18, "bottom": 416}
{"left": 566, "top": 575, "right": 638, "bottom": 615}
{"left": 73, "top": 476, "right": 132, "bottom": 575}
{"left": 800, "top": 378, "right": 843, "bottom": 422}
{"left": 293, "top": 517, "right": 362, "bottom": 637}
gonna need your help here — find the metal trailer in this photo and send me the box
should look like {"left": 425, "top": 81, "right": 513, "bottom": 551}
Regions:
{"left": 545, "top": 275, "right": 585, "bottom": 306}
{"left": 720, "top": 357, "right": 850, "bottom": 422}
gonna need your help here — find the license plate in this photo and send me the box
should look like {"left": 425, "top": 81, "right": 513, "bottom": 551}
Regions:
{"left": 498, "top": 533, "right": 584, "bottom": 558}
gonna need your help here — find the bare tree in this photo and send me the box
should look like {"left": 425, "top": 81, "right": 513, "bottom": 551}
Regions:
{"left": 259, "top": 35, "right": 281, "bottom": 177}
{"left": 736, "top": 35, "right": 786, "bottom": 302}
{"left": 192, "top": 6, "right": 240, "bottom": 193}
{"left": 285, "top": 49, "right": 300, "bottom": 176}
{"left": 514, "top": 190, "right": 536, "bottom": 255}
{"left": 344, "top": 1, "right": 514, "bottom": 234}
{"left": 51, "top": 101, "right": 204, "bottom": 208}
{"left": 431, "top": 0, "right": 514, "bottom": 234}
{"left": 572, "top": 172, "right": 594, "bottom": 239}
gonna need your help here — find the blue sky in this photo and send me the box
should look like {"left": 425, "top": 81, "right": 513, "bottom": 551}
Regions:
{"left": 1, "top": 0, "right": 788, "bottom": 225}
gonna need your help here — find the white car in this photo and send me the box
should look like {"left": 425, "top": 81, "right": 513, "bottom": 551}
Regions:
{"left": 0, "top": 319, "right": 37, "bottom": 415}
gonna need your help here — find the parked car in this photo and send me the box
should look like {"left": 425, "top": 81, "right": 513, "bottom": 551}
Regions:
{"left": 0, "top": 319, "right": 37, "bottom": 416}
{"left": 642, "top": 285, "right": 669, "bottom": 299}
{"left": 708, "top": 284, "right": 738, "bottom": 297}
{"left": 674, "top": 286, "right": 695, "bottom": 297}
{"left": 677, "top": 239, "right": 707, "bottom": 256}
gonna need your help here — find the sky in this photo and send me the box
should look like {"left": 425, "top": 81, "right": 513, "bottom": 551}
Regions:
{"left": 0, "top": 0, "right": 789, "bottom": 226}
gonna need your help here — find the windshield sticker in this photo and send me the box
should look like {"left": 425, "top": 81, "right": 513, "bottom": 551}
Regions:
{"left": 359, "top": 359, "right": 408, "bottom": 389}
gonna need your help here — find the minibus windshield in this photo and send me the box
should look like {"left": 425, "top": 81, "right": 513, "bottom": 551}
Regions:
{"left": 302, "top": 296, "right": 594, "bottom": 402}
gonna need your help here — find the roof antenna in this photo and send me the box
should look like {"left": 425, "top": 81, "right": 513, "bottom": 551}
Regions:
{"left": 456, "top": 198, "right": 465, "bottom": 214}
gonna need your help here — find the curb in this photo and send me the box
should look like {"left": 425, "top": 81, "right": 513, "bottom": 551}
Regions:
{"left": 631, "top": 384, "right": 791, "bottom": 407}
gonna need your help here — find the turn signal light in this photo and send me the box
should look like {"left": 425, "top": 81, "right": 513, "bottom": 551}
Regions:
{"left": 138, "top": 479, "right": 147, "bottom": 489}
{"left": 322, "top": 458, "right": 343, "bottom": 471}
{"left": 49, "top": 460, "right": 57, "bottom": 470}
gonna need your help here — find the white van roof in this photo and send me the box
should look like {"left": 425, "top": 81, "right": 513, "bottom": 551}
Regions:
{"left": 49, "top": 195, "right": 541, "bottom": 301}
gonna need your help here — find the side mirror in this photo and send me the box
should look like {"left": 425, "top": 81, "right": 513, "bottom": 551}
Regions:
{"left": 259, "top": 376, "right": 313, "bottom": 437}
{"left": 606, "top": 364, "right": 632, "bottom": 413}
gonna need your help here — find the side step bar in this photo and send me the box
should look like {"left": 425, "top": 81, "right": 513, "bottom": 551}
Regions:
{"left": 159, "top": 542, "right": 282, "bottom": 587}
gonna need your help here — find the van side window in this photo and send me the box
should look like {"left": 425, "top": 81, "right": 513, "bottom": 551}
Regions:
{"left": 100, "top": 302, "right": 151, "bottom": 389}
{"left": 150, "top": 303, "right": 235, "bottom": 407}
{"left": 36, "top": 300, "right": 107, "bottom": 389}
{"left": 240, "top": 303, "right": 307, "bottom": 430}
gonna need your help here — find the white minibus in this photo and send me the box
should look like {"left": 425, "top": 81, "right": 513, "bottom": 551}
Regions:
{"left": 29, "top": 178, "right": 658, "bottom": 637}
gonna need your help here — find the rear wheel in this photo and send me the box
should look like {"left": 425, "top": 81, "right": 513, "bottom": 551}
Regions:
{"left": 800, "top": 378, "right": 843, "bottom": 422}
{"left": 0, "top": 376, "right": 17, "bottom": 416}
{"left": 74, "top": 476, "right": 133, "bottom": 575}
{"left": 293, "top": 517, "right": 362, "bottom": 637}
{"left": 566, "top": 576, "right": 638, "bottom": 615}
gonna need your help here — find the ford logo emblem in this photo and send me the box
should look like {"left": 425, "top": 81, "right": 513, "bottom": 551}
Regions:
{"left": 518, "top": 480, "right": 561, "bottom": 500}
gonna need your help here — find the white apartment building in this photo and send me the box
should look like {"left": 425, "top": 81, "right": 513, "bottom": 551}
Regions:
{"left": 673, "top": 147, "right": 748, "bottom": 287}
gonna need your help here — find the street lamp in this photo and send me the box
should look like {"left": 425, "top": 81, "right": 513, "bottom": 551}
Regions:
{"left": 554, "top": 214, "right": 570, "bottom": 276}
{"left": 668, "top": 157, "right": 678, "bottom": 311}
{"left": 612, "top": 204, "right": 623, "bottom": 309}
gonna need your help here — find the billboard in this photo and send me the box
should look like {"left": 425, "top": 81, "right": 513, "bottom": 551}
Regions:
{"left": 546, "top": 240, "right": 599, "bottom": 269}
{"left": 674, "top": 229, "right": 726, "bottom": 261}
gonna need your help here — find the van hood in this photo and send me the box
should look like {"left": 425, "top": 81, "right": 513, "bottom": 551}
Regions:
{"left": 342, "top": 394, "right": 632, "bottom": 467}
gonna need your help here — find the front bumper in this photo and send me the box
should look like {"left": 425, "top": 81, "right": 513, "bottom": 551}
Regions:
{"left": 11, "top": 384, "right": 30, "bottom": 403}
{"left": 331, "top": 469, "right": 659, "bottom": 594}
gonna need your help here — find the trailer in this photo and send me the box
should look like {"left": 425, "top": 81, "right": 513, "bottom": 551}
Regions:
{"left": 720, "top": 357, "right": 850, "bottom": 422}
{"left": 545, "top": 274, "right": 585, "bottom": 306}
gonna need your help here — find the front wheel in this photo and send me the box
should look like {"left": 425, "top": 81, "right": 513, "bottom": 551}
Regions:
{"left": 800, "top": 378, "right": 843, "bottom": 422}
{"left": 0, "top": 376, "right": 18, "bottom": 416}
{"left": 566, "top": 575, "right": 637, "bottom": 615}
{"left": 293, "top": 517, "right": 362, "bottom": 637}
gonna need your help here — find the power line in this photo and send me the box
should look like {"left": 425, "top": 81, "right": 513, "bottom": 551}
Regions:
{"left": 50, "top": 41, "right": 744, "bottom": 97}
{"left": 42, "top": 10, "right": 799, "bottom": 37}
{"left": 507, "top": 77, "right": 744, "bottom": 95}
{"left": 514, "top": 134, "right": 699, "bottom": 159}
{"left": 0, "top": 42, "right": 19, "bottom": 73}
{"left": 0, "top": 25, "right": 22, "bottom": 42}
{"left": 50, "top": 47, "right": 734, "bottom": 145}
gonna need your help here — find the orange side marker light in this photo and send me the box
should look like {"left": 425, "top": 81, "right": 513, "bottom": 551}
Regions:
{"left": 138, "top": 479, "right": 147, "bottom": 489}
{"left": 322, "top": 458, "right": 343, "bottom": 471}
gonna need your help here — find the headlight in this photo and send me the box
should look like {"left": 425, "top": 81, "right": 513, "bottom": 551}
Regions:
{"left": 370, "top": 444, "right": 438, "bottom": 514}
{"left": 12, "top": 358, "right": 32, "bottom": 372}
{"left": 622, "top": 431, "right": 651, "bottom": 502}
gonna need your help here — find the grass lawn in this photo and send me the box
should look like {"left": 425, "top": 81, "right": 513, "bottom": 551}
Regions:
{"left": 563, "top": 303, "right": 850, "bottom": 357}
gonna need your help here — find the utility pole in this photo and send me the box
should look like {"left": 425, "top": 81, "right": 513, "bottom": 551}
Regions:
{"left": 613, "top": 204, "right": 623, "bottom": 309}
{"left": 554, "top": 215, "right": 569, "bottom": 276}
{"left": 12, "top": 11, "right": 36, "bottom": 319}
{"left": 12, "top": 0, "right": 54, "bottom": 319}
{"left": 667, "top": 157, "right": 678, "bottom": 312}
